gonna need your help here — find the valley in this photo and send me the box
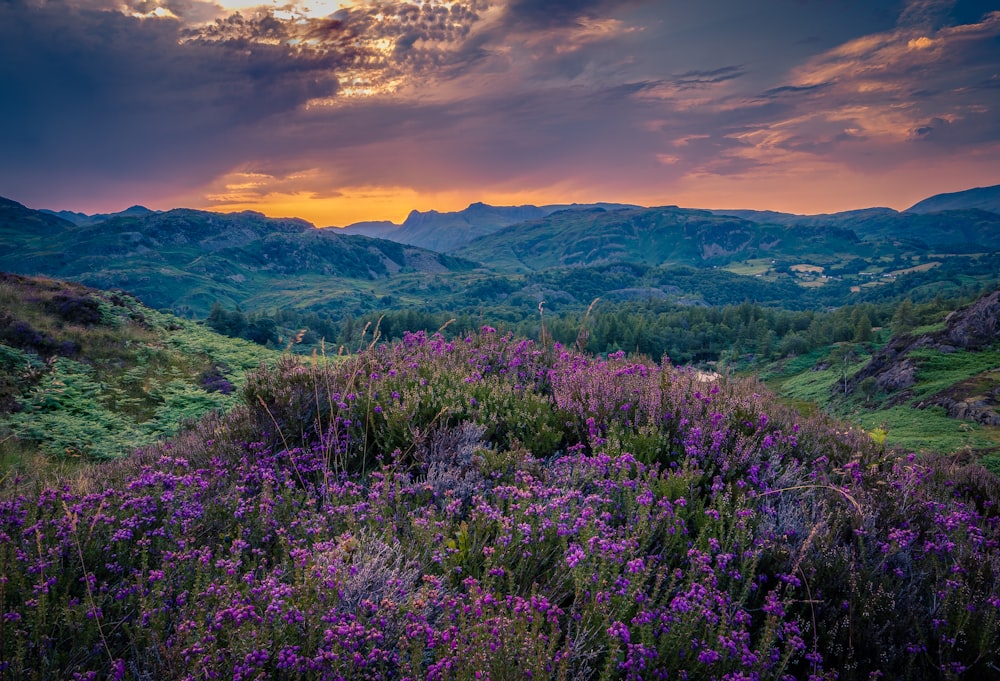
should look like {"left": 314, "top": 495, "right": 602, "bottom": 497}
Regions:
{"left": 2, "top": 185, "right": 1000, "bottom": 680}
{"left": 4, "top": 186, "right": 1000, "bottom": 461}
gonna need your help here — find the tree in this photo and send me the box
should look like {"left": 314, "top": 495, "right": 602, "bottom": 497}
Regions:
{"left": 858, "top": 376, "right": 878, "bottom": 404}
{"left": 246, "top": 318, "right": 278, "bottom": 346}
{"left": 853, "top": 314, "right": 873, "bottom": 343}
{"left": 891, "top": 299, "right": 917, "bottom": 336}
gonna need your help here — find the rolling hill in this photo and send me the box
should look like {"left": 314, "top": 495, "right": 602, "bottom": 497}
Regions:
{"left": 454, "top": 205, "right": 863, "bottom": 271}
{"left": 3, "top": 187, "right": 1000, "bottom": 327}
{"left": 338, "top": 201, "right": 639, "bottom": 252}
{"left": 905, "top": 183, "right": 1000, "bottom": 214}
{"left": 0, "top": 271, "right": 276, "bottom": 462}
{"left": 710, "top": 205, "right": 1000, "bottom": 251}
{"left": 0, "top": 198, "right": 477, "bottom": 315}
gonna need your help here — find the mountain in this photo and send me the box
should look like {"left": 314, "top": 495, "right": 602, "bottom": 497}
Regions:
{"left": 5, "top": 186, "right": 1000, "bottom": 325}
{"left": 455, "top": 205, "right": 862, "bottom": 271}
{"left": 0, "top": 195, "right": 73, "bottom": 235}
{"left": 707, "top": 207, "right": 899, "bottom": 226}
{"left": 905, "top": 184, "right": 1000, "bottom": 214}
{"left": 40, "top": 204, "right": 157, "bottom": 226}
{"left": 335, "top": 219, "right": 399, "bottom": 239}
{"left": 338, "top": 202, "right": 549, "bottom": 251}
{"left": 0, "top": 198, "right": 477, "bottom": 315}
{"left": 708, "top": 206, "right": 1000, "bottom": 251}
{"left": 809, "top": 209, "right": 1000, "bottom": 251}
{"left": 338, "top": 201, "right": 638, "bottom": 252}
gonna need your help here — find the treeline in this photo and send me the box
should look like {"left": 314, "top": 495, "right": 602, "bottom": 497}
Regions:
{"left": 203, "top": 293, "right": 972, "bottom": 366}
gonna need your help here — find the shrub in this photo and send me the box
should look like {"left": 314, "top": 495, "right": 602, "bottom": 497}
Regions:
{"left": 1, "top": 328, "right": 997, "bottom": 680}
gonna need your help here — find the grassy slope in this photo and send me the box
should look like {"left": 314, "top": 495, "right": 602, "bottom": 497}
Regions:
{"left": 1, "top": 329, "right": 997, "bottom": 680}
{"left": 0, "top": 272, "right": 277, "bottom": 464}
{"left": 762, "top": 340, "right": 1000, "bottom": 459}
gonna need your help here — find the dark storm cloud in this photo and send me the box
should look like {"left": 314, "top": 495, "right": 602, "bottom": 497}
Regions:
{"left": 0, "top": 0, "right": 343, "bottom": 206}
{"left": 2, "top": 0, "right": 999, "bottom": 218}
{"left": 673, "top": 66, "right": 747, "bottom": 88}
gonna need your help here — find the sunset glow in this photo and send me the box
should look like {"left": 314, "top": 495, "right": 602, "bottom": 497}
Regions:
{"left": 2, "top": 0, "right": 999, "bottom": 224}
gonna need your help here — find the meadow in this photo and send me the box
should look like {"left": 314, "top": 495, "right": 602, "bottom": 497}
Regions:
{"left": 1, "top": 328, "right": 997, "bottom": 680}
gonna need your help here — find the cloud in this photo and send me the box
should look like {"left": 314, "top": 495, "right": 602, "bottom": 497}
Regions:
{"left": 502, "top": 0, "right": 643, "bottom": 29}
{"left": 690, "top": 1, "right": 1000, "bottom": 180}
{"left": 673, "top": 66, "right": 746, "bottom": 88}
{"left": 0, "top": 0, "right": 347, "bottom": 207}
{"left": 1, "top": 0, "right": 998, "bottom": 219}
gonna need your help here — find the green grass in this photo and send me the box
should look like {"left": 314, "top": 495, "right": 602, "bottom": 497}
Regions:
{"left": 722, "top": 259, "right": 772, "bottom": 276}
{"left": 908, "top": 347, "right": 1000, "bottom": 399}
{"left": 907, "top": 322, "right": 948, "bottom": 336}
{"left": 773, "top": 364, "right": 842, "bottom": 404}
{"left": 759, "top": 339, "right": 1000, "bottom": 456}
{"left": 759, "top": 348, "right": 830, "bottom": 382}
{"left": 0, "top": 275, "right": 278, "bottom": 462}
{"left": 852, "top": 405, "right": 997, "bottom": 453}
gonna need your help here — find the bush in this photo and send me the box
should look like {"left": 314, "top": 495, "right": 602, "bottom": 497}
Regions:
{"left": 1, "top": 329, "right": 998, "bottom": 680}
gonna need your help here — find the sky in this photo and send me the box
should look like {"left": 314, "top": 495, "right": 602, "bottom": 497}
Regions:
{"left": 2, "top": 0, "right": 1000, "bottom": 226}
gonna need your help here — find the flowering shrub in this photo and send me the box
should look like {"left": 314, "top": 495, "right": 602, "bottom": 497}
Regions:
{"left": 1, "top": 329, "right": 998, "bottom": 680}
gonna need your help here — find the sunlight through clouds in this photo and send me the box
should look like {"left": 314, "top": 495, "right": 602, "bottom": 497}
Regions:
{"left": 2, "top": 0, "right": 998, "bottom": 220}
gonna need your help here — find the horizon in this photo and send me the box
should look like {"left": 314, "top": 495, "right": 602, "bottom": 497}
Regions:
{"left": 3, "top": 1, "right": 1000, "bottom": 226}
{"left": 11, "top": 181, "right": 998, "bottom": 228}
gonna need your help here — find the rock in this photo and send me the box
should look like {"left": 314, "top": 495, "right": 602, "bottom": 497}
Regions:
{"left": 875, "top": 360, "right": 916, "bottom": 392}
{"left": 847, "top": 285, "right": 1000, "bottom": 400}
{"left": 926, "top": 396, "right": 1000, "bottom": 426}
{"left": 942, "top": 288, "right": 1000, "bottom": 349}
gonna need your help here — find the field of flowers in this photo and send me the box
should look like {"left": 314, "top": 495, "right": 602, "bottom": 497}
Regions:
{"left": 1, "top": 328, "right": 998, "bottom": 680}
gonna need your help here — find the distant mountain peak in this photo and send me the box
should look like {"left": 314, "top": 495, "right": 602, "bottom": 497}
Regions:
{"left": 38, "top": 204, "right": 160, "bottom": 226}
{"left": 905, "top": 184, "right": 1000, "bottom": 214}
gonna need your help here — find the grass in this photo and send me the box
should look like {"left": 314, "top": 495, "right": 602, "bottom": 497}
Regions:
{"left": 888, "top": 262, "right": 941, "bottom": 276}
{"left": 2, "top": 327, "right": 998, "bottom": 680}
{"left": 0, "top": 274, "right": 277, "bottom": 462}
{"left": 722, "top": 259, "right": 773, "bottom": 276}
{"left": 760, "top": 337, "right": 1000, "bottom": 456}
{"left": 907, "top": 347, "right": 1000, "bottom": 400}
{"left": 851, "top": 405, "right": 997, "bottom": 453}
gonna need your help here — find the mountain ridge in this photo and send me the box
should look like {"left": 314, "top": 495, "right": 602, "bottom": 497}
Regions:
{"left": 0, "top": 202, "right": 479, "bottom": 314}
{"left": 337, "top": 201, "right": 639, "bottom": 252}
{"left": 41, "top": 204, "right": 157, "bottom": 226}
{"left": 3, "top": 183, "right": 1000, "bottom": 320}
{"left": 905, "top": 184, "right": 1000, "bottom": 214}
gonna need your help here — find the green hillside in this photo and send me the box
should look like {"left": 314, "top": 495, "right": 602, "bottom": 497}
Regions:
{"left": 455, "top": 206, "right": 862, "bottom": 271}
{"left": 0, "top": 272, "right": 277, "bottom": 464}
{"left": 761, "top": 288, "right": 1000, "bottom": 465}
{"left": 0, "top": 200, "right": 477, "bottom": 316}
{"left": 5, "top": 195, "right": 1000, "bottom": 327}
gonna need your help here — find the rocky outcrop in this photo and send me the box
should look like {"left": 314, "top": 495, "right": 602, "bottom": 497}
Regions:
{"left": 942, "top": 288, "right": 1000, "bottom": 349}
{"left": 847, "top": 287, "right": 1000, "bottom": 410}
{"left": 921, "top": 394, "right": 1000, "bottom": 426}
{"left": 917, "top": 369, "right": 1000, "bottom": 426}
{"left": 847, "top": 335, "right": 929, "bottom": 394}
